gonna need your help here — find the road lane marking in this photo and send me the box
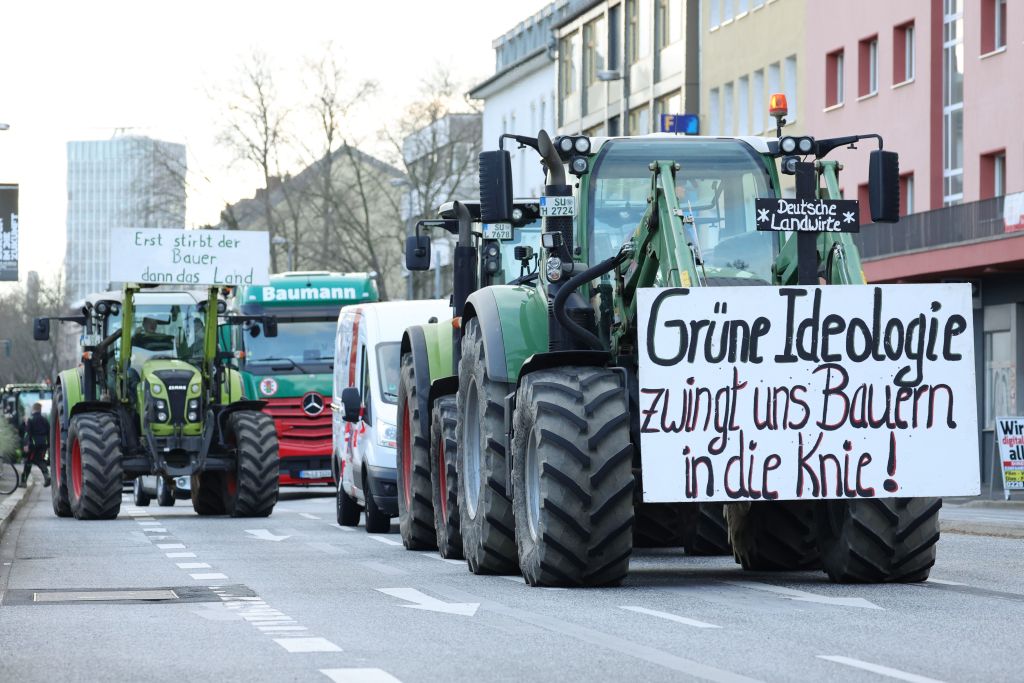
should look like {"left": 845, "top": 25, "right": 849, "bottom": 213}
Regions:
{"left": 244, "top": 529, "right": 292, "bottom": 542}
{"left": 143, "top": 528, "right": 168, "bottom": 533}
{"left": 257, "top": 625, "right": 308, "bottom": 632}
{"left": 166, "top": 552, "right": 196, "bottom": 558}
{"left": 321, "top": 668, "right": 402, "bottom": 683}
{"left": 157, "top": 543, "right": 186, "bottom": 549}
{"left": 137, "top": 520, "right": 160, "bottom": 525}
{"left": 299, "top": 513, "right": 321, "bottom": 520}
{"left": 336, "top": 525, "right": 355, "bottom": 532}
{"left": 927, "top": 578, "right": 967, "bottom": 586}
{"left": 376, "top": 587, "right": 479, "bottom": 617}
{"left": 370, "top": 537, "right": 403, "bottom": 547}
{"left": 727, "top": 581, "right": 882, "bottom": 610}
{"left": 176, "top": 562, "right": 212, "bottom": 569}
{"left": 306, "top": 542, "right": 348, "bottom": 555}
{"left": 620, "top": 606, "right": 721, "bottom": 629}
{"left": 190, "top": 573, "right": 228, "bottom": 580}
{"left": 274, "top": 637, "right": 342, "bottom": 653}
{"left": 423, "top": 554, "right": 464, "bottom": 566}
{"left": 361, "top": 562, "right": 408, "bottom": 576}
{"left": 817, "top": 656, "right": 946, "bottom": 683}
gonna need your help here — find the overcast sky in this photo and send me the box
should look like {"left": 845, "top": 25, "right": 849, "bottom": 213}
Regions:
{"left": 0, "top": 0, "right": 550, "bottom": 284}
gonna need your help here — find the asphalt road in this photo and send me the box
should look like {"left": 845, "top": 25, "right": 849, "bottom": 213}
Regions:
{"left": 1, "top": 488, "right": 1021, "bottom": 683}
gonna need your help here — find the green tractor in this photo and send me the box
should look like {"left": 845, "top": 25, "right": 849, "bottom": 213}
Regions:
{"left": 407, "top": 113, "right": 939, "bottom": 587}
{"left": 33, "top": 284, "right": 281, "bottom": 520}
{"left": 397, "top": 198, "right": 542, "bottom": 557}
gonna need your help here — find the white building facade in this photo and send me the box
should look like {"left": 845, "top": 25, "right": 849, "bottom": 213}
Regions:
{"left": 65, "top": 136, "right": 186, "bottom": 302}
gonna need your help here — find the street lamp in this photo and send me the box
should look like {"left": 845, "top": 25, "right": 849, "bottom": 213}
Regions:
{"left": 271, "top": 235, "right": 294, "bottom": 272}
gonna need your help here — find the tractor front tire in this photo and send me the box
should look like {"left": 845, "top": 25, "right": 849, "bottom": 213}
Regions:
{"left": 133, "top": 478, "right": 152, "bottom": 507}
{"left": 49, "top": 383, "right": 72, "bottom": 517}
{"left": 457, "top": 318, "right": 517, "bottom": 575}
{"left": 224, "top": 411, "right": 279, "bottom": 518}
{"left": 157, "top": 476, "right": 175, "bottom": 507}
{"left": 430, "top": 396, "right": 462, "bottom": 559}
{"left": 66, "top": 413, "right": 123, "bottom": 520}
{"left": 632, "top": 503, "right": 731, "bottom": 555}
{"left": 512, "top": 367, "right": 634, "bottom": 587}
{"left": 191, "top": 471, "right": 226, "bottom": 515}
{"left": 396, "top": 353, "right": 437, "bottom": 549}
{"left": 816, "top": 497, "right": 941, "bottom": 583}
{"left": 726, "top": 501, "right": 820, "bottom": 571}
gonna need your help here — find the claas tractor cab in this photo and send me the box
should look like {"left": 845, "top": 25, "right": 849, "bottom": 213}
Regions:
{"left": 33, "top": 284, "right": 281, "bottom": 520}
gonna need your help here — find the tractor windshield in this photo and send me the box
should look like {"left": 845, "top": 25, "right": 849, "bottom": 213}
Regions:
{"left": 500, "top": 220, "right": 543, "bottom": 283}
{"left": 588, "top": 138, "right": 776, "bottom": 284}
{"left": 130, "top": 303, "right": 206, "bottom": 364}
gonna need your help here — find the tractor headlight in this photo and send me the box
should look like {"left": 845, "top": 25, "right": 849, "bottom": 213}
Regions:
{"left": 188, "top": 399, "right": 199, "bottom": 410}
{"left": 188, "top": 412, "right": 198, "bottom": 422}
{"left": 546, "top": 256, "right": 563, "bottom": 282}
{"left": 152, "top": 384, "right": 162, "bottom": 395}
{"left": 155, "top": 399, "right": 167, "bottom": 412}
{"left": 157, "top": 412, "right": 168, "bottom": 422}
{"left": 377, "top": 422, "right": 397, "bottom": 449}
{"left": 557, "top": 136, "right": 574, "bottom": 154}
{"left": 570, "top": 157, "right": 589, "bottom": 175}
{"left": 780, "top": 136, "right": 798, "bottom": 154}
{"left": 573, "top": 136, "right": 591, "bottom": 154}
{"left": 190, "top": 383, "right": 200, "bottom": 393}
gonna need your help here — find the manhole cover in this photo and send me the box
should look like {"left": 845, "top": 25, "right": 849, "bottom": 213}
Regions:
{"left": 2, "top": 584, "right": 255, "bottom": 606}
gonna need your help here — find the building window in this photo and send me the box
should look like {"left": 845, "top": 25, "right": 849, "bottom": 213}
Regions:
{"left": 783, "top": 55, "right": 797, "bottom": 122}
{"left": 826, "top": 49, "right": 844, "bottom": 107}
{"left": 608, "top": 4, "right": 621, "bottom": 70}
{"left": 859, "top": 36, "right": 878, "bottom": 97}
{"left": 981, "top": 150, "right": 1007, "bottom": 199}
{"left": 560, "top": 32, "right": 578, "bottom": 98}
{"left": 983, "top": 304, "right": 1015, "bottom": 430}
{"left": 583, "top": 18, "right": 606, "bottom": 87}
{"left": 767, "top": 61, "right": 781, "bottom": 129}
{"left": 723, "top": 81, "right": 734, "bottom": 135}
{"left": 943, "top": 0, "right": 964, "bottom": 205}
{"left": 626, "top": 0, "right": 649, "bottom": 61}
{"left": 900, "top": 173, "right": 915, "bottom": 215}
{"left": 737, "top": 75, "right": 749, "bottom": 135}
{"left": 857, "top": 183, "right": 870, "bottom": 224}
{"left": 708, "top": 87, "right": 720, "bottom": 136}
{"left": 628, "top": 105, "right": 650, "bottom": 134}
{"left": 751, "top": 69, "right": 765, "bottom": 134}
{"left": 982, "top": 0, "right": 1008, "bottom": 53}
{"left": 894, "top": 22, "right": 915, "bottom": 83}
{"left": 710, "top": 0, "right": 720, "bottom": 28}
{"left": 655, "top": 91, "right": 682, "bottom": 130}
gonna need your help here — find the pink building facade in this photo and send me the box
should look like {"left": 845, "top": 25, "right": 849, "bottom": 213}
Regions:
{"left": 805, "top": 0, "right": 1023, "bottom": 493}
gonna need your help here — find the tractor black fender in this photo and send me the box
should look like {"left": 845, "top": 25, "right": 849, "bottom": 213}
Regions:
{"left": 69, "top": 400, "right": 117, "bottom": 418}
{"left": 216, "top": 400, "right": 269, "bottom": 441}
{"left": 427, "top": 376, "right": 459, "bottom": 415}
{"left": 401, "top": 325, "right": 434, "bottom": 442}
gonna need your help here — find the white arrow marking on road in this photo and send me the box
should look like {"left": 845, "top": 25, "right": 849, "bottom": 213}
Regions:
{"left": 728, "top": 581, "right": 882, "bottom": 610}
{"left": 244, "top": 529, "right": 292, "bottom": 542}
{"left": 321, "top": 668, "right": 403, "bottom": 683}
{"left": 817, "top": 656, "right": 946, "bottom": 683}
{"left": 620, "top": 606, "right": 721, "bottom": 629}
{"left": 370, "top": 536, "right": 403, "bottom": 547}
{"left": 376, "top": 587, "right": 480, "bottom": 617}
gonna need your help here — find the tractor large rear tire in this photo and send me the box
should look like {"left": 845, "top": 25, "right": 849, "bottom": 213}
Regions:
{"left": 430, "top": 396, "right": 462, "bottom": 559}
{"left": 191, "top": 471, "right": 226, "bottom": 515}
{"left": 66, "top": 413, "right": 123, "bottom": 520}
{"left": 458, "top": 318, "right": 518, "bottom": 575}
{"left": 512, "top": 367, "right": 634, "bottom": 587}
{"left": 726, "top": 501, "right": 820, "bottom": 571}
{"left": 224, "top": 411, "right": 279, "bottom": 518}
{"left": 49, "top": 384, "right": 72, "bottom": 518}
{"left": 632, "top": 503, "right": 730, "bottom": 554}
{"left": 816, "top": 498, "right": 941, "bottom": 583}
{"left": 396, "top": 353, "right": 437, "bottom": 550}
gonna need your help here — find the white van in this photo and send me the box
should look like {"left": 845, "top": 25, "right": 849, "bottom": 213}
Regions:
{"left": 332, "top": 300, "right": 450, "bottom": 532}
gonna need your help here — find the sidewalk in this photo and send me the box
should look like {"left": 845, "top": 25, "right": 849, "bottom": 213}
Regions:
{"left": 0, "top": 471, "right": 39, "bottom": 542}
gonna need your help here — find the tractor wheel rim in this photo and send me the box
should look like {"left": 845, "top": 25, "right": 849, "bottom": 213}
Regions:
{"left": 463, "top": 382, "right": 481, "bottom": 519}
{"left": 401, "top": 403, "right": 412, "bottom": 508}
{"left": 526, "top": 430, "right": 542, "bottom": 543}
{"left": 438, "top": 434, "right": 448, "bottom": 520}
{"left": 71, "top": 438, "right": 83, "bottom": 499}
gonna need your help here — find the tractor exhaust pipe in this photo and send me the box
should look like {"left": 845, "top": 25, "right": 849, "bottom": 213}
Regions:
{"left": 537, "top": 130, "right": 566, "bottom": 186}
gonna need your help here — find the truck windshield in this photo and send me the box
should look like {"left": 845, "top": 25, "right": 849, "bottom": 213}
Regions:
{"left": 588, "top": 138, "right": 776, "bottom": 284}
{"left": 244, "top": 320, "right": 336, "bottom": 375}
{"left": 130, "top": 303, "right": 206, "bottom": 363}
{"left": 376, "top": 342, "right": 401, "bottom": 404}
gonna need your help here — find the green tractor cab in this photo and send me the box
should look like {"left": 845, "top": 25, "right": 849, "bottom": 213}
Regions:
{"left": 33, "top": 284, "right": 281, "bottom": 520}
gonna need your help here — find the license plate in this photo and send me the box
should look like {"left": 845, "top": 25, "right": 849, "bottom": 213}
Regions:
{"left": 298, "top": 470, "right": 332, "bottom": 479}
{"left": 482, "top": 222, "right": 512, "bottom": 240}
{"left": 539, "top": 196, "right": 576, "bottom": 217}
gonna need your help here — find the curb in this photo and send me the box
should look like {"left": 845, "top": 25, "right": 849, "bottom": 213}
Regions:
{"left": 940, "top": 520, "right": 1024, "bottom": 540}
{"left": 0, "top": 476, "right": 37, "bottom": 542}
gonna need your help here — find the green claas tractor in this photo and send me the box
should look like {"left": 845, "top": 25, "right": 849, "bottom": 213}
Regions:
{"left": 407, "top": 108, "right": 937, "bottom": 587}
{"left": 33, "top": 284, "right": 281, "bottom": 520}
{"left": 397, "top": 199, "right": 542, "bottom": 557}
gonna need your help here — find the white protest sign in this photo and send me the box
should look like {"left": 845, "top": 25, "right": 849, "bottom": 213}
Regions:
{"left": 109, "top": 228, "right": 270, "bottom": 286}
{"left": 995, "top": 417, "right": 1024, "bottom": 495}
{"left": 638, "top": 284, "right": 980, "bottom": 502}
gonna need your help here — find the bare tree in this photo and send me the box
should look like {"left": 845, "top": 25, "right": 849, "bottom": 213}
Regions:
{"left": 0, "top": 274, "right": 69, "bottom": 384}
{"left": 216, "top": 51, "right": 291, "bottom": 271}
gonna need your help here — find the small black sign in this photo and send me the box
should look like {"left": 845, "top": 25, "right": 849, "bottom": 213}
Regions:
{"left": 0, "top": 185, "right": 18, "bottom": 282}
{"left": 755, "top": 197, "right": 860, "bottom": 233}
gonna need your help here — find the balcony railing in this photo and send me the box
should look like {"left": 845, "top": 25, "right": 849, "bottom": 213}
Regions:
{"left": 854, "top": 195, "right": 1012, "bottom": 260}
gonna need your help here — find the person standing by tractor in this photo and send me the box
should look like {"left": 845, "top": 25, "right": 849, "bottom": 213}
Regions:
{"left": 21, "top": 402, "right": 50, "bottom": 487}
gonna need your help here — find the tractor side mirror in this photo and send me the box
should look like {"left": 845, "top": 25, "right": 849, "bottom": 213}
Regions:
{"left": 479, "top": 150, "right": 513, "bottom": 222}
{"left": 263, "top": 317, "right": 278, "bottom": 338}
{"left": 405, "top": 235, "right": 431, "bottom": 271}
{"left": 869, "top": 150, "right": 900, "bottom": 223}
{"left": 340, "top": 387, "right": 361, "bottom": 423}
{"left": 33, "top": 317, "right": 50, "bottom": 342}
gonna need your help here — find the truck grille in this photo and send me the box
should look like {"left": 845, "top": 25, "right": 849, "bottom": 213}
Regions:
{"left": 262, "top": 396, "right": 333, "bottom": 454}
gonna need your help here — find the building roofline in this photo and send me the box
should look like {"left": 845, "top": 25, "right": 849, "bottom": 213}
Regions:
{"left": 552, "top": 0, "right": 603, "bottom": 29}
{"left": 468, "top": 47, "right": 553, "bottom": 99}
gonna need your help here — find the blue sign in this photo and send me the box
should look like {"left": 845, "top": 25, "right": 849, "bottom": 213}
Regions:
{"left": 659, "top": 114, "right": 699, "bottom": 135}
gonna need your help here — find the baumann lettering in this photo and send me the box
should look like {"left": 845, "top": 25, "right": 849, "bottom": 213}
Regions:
{"left": 260, "top": 287, "right": 357, "bottom": 302}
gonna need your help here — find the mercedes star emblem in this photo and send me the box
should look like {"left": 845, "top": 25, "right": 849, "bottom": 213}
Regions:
{"left": 301, "top": 392, "right": 325, "bottom": 416}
